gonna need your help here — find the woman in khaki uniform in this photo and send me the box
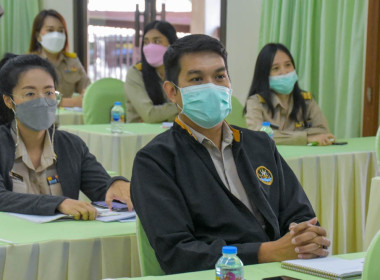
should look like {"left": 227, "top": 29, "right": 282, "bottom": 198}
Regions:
{"left": 28, "top": 9, "right": 90, "bottom": 107}
{"left": 245, "top": 43, "right": 336, "bottom": 145}
{"left": 0, "top": 54, "right": 132, "bottom": 218}
{"left": 125, "top": 20, "right": 178, "bottom": 123}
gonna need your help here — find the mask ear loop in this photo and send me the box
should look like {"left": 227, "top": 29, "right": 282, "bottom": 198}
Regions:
{"left": 171, "top": 82, "right": 184, "bottom": 111}
{"left": 9, "top": 98, "right": 19, "bottom": 147}
{"left": 51, "top": 123, "right": 57, "bottom": 160}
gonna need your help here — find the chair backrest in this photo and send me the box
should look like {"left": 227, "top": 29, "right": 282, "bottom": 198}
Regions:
{"left": 362, "top": 230, "right": 380, "bottom": 279}
{"left": 136, "top": 216, "right": 165, "bottom": 276}
{"left": 82, "top": 78, "right": 126, "bottom": 124}
{"left": 376, "top": 126, "right": 380, "bottom": 168}
{"left": 225, "top": 96, "right": 247, "bottom": 128}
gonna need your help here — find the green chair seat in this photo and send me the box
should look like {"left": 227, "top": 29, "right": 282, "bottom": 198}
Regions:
{"left": 376, "top": 126, "right": 380, "bottom": 168}
{"left": 362, "top": 230, "right": 380, "bottom": 279}
{"left": 225, "top": 96, "right": 247, "bottom": 128}
{"left": 82, "top": 78, "right": 126, "bottom": 124}
{"left": 136, "top": 216, "right": 165, "bottom": 276}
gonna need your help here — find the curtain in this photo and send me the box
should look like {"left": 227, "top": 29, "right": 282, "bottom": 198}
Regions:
{"left": 259, "top": 0, "right": 367, "bottom": 138}
{"left": 0, "top": 0, "right": 40, "bottom": 57}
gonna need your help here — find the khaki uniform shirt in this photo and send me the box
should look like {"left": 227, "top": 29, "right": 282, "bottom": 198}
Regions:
{"left": 124, "top": 63, "right": 178, "bottom": 123}
{"left": 10, "top": 123, "right": 63, "bottom": 196}
{"left": 245, "top": 92, "right": 330, "bottom": 145}
{"left": 39, "top": 52, "right": 90, "bottom": 98}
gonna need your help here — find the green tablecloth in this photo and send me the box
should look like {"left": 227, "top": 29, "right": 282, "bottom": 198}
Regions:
{"left": 59, "top": 123, "right": 167, "bottom": 179}
{"left": 60, "top": 123, "right": 166, "bottom": 135}
{"left": 278, "top": 137, "right": 378, "bottom": 255}
{"left": 278, "top": 137, "right": 375, "bottom": 159}
{"left": 0, "top": 213, "right": 140, "bottom": 280}
{"left": 56, "top": 107, "right": 84, "bottom": 126}
{"left": 114, "top": 252, "right": 365, "bottom": 280}
{"left": 2, "top": 123, "right": 377, "bottom": 280}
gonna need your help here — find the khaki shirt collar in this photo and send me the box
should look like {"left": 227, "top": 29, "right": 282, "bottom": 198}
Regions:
{"left": 39, "top": 52, "right": 65, "bottom": 66}
{"left": 12, "top": 123, "right": 56, "bottom": 171}
{"left": 271, "top": 91, "right": 295, "bottom": 115}
{"left": 177, "top": 115, "right": 233, "bottom": 147}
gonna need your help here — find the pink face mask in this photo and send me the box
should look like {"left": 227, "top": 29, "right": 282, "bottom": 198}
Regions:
{"left": 143, "top": 43, "right": 168, "bottom": 67}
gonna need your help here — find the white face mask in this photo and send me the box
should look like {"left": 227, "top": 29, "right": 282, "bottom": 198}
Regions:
{"left": 40, "top": 32, "right": 66, "bottom": 54}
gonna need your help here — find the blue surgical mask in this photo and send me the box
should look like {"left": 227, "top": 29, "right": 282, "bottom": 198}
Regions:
{"left": 269, "top": 70, "right": 298, "bottom": 95}
{"left": 176, "top": 83, "right": 232, "bottom": 129}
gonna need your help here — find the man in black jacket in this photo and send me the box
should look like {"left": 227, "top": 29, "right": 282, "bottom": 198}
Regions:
{"left": 131, "top": 34, "right": 330, "bottom": 274}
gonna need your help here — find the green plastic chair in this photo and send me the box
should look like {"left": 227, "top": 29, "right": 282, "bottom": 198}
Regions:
{"left": 82, "top": 78, "right": 126, "bottom": 124}
{"left": 376, "top": 126, "right": 380, "bottom": 168}
{"left": 362, "top": 230, "right": 380, "bottom": 279}
{"left": 136, "top": 216, "right": 165, "bottom": 276}
{"left": 225, "top": 96, "right": 247, "bottom": 128}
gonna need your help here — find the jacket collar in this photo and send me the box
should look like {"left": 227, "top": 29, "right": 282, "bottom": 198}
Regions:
{"left": 174, "top": 117, "right": 241, "bottom": 143}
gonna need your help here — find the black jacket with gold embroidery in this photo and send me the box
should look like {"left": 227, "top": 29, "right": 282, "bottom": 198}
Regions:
{"left": 131, "top": 118, "right": 316, "bottom": 274}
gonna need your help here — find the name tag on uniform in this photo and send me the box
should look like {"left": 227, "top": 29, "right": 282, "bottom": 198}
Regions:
{"left": 296, "top": 120, "right": 313, "bottom": 128}
{"left": 10, "top": 171, "right": 23, "bottom": 182}
{"left": 64, "top": 66, "right": 77, "bottom": 73}
{"left": 47, "top": 175, "right": 59, "bottom": 185}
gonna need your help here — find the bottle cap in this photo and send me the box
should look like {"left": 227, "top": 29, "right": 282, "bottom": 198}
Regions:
{"left": 114, "top": 101, "right": 122, "bottom": 106}
{"left": 222, "top": 246, "right": 237, "bottom": 254}
{"left": 262, "top": 121, "right": 270, "bottom": 126}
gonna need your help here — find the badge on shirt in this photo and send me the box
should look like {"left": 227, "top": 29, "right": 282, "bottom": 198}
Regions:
{"left": 296, "top": 120, "right": 312, "bottom": 128}
{"left": 47, "top": 175, "right": 59, "bottom": 185}
{"left": 10, "top": 171, "right": 23, "bottom": 182}
{"left": 256, "top": 166, "right": 273, "bottom": 186}
{"left": 64, "top": 66, "right": 77, "bottom": 73}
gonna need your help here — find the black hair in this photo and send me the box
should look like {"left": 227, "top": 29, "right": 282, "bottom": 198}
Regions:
{"left": 0, "top": 53, "right": 58, "bottom": 125}
{"left": 164, "top": 34, "right": 229, "bottom": 85}
{"left": 141, "top": 20, "right": 178, "bottom": 105}
{"left": 245, "top": 43, "right": 306, "bottom": 122}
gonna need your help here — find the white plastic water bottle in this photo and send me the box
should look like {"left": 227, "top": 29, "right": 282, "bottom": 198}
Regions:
{"left": 110, "top": 101, "right": 125, "bottom": 134}
{"left": 260, "top": 121, "right": 274, "bottom": 138}
{"left": 215, "top": 246, "right": 244, "bottom": 280}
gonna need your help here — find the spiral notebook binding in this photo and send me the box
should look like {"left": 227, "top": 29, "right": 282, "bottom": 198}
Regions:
{"left": 281, "top": 262, "right": 340, "bottom": 280}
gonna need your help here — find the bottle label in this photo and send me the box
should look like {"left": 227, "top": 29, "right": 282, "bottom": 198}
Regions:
{"left": 216, "top": 268, "right": 244, "bottom": 280}
{"left": 112, "top": 112, "right": 121, "bottom": 122}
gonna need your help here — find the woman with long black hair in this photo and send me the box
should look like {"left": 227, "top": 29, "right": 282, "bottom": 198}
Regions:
{"left": 245, "top": 43, "right": 335, "bottom": 145}
{"left": 125, "top": 20, "right": 178, "bottom": 123}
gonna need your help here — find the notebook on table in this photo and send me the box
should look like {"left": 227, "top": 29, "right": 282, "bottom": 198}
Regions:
{"left": 6, "top": 207, "right": 136, "bottom": 223}
{"left": 281, "top": 256, "right": 364, "bottom": 280}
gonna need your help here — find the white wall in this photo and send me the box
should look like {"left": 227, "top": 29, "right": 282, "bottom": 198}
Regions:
{"left": 39, "top": 0, "right": 74, "bottom": 52}
{"left": 226, "top": 0, "right": 262, "bottom": 105}
{"left": 191, "top": 0, "right": 220, "bottom": 37}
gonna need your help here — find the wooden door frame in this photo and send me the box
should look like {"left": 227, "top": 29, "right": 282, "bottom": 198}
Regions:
{"left": 73, "top": 0, "right": 88, "bottom": 71}
{"left": 362, "top": 0, "right": 380, "bottom": 136}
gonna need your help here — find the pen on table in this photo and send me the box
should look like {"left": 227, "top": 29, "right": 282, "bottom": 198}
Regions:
{"left": 0, "top": 238, "right": 15, "bottom": 244}
{"left": 307, "top": 141, "right": 318, "bottom": 146}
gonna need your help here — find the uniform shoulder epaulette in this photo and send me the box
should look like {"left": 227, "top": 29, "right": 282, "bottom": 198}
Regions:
{"left": 301, "top": 91, "right": 312, "bottom": 100}
{"left": 257, "top": 94, "right": 266, "bottom": 103}
{"left": 63, "top": 51, "right": 77, "bottom": 59}
{"left": 134, "top": 62, "right": 143, "bottom": 71}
